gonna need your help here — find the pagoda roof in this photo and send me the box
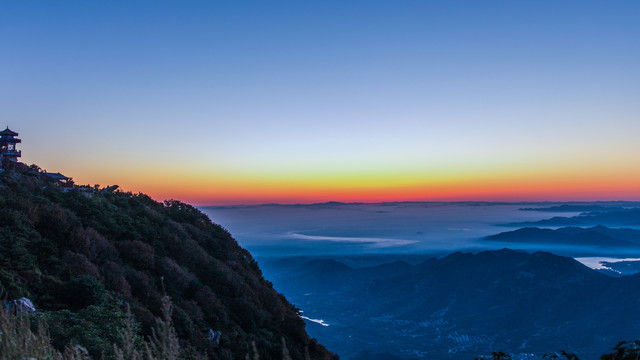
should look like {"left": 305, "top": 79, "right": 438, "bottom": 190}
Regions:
{"left": 43, "top": 172, "right": 70, "bottom": 180}
{"left": 0, "top": 127, "right": 18, "bottom": 136}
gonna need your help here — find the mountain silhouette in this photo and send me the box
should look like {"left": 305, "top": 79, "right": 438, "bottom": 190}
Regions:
{"left": 263, "top": 249, "right": 640, "bottom": 359}
{"left": 486, "top": 226, "right": 640, "bottom": 248}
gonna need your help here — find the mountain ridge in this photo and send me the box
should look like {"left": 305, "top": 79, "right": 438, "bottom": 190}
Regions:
{"left": 486, "top": 226, "right": 640, "bottom": 249}
{"left": 262, "top": 249, "right": 640, "bottom": 359}
{"left": 0, "top": 162, "right": 337, "bottom": 359}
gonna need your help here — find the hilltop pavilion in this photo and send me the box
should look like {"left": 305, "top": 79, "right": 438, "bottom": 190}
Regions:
{"left": 0, "top": 127, "right": 21, "bottom": 163}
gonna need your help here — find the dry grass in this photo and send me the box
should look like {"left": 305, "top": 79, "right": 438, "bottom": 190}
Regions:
{"left": 142, "top": 296, "right": 181, "bottom": 360}
{"left": 2, "top": 296, "right": 293, "bottom": 360}
{"left": 0, "top": 303, "right": 91, "bottom": 360}
{"left": 1, "top": 297, "right": 182, "bottom": 360}
{"left": 0, "top": 303, "right": 61, "bottom": 360}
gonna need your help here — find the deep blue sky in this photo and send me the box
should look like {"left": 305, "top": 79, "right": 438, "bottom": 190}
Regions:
{"left": 1, "top": 1, "right": 639, "bottom": 204}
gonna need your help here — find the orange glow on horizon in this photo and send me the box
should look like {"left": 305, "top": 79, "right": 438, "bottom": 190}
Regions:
{"left": 51, "top": 156, "right": 640, "bottom": 206}
{"left": 74, "top": 171, "right": 640, "bottom": 206}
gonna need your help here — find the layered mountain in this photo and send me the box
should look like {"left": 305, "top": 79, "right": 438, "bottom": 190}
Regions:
{"left": 0, "top": 163, "right": 336, "bottom": 359}
{"left": 485, "top": 225, "right": 640, "bottom": 249}
{"left": 518, "top": 204, "right": 638, "bottom": 213}
{"left": 503, "top": 208, "right": 640, "bottom": 227}
{"left": 262, "top": 250, "right": 640, "bottom": 359}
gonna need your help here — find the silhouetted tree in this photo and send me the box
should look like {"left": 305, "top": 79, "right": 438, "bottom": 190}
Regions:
{"left": 475, "top": 351, "right": 512, "bottom": 360}
{"left": 600, "top": 341, "right": 640, "bottom": 360}
{"left": 544, "top": 350, "right": 580, "bottom": 359}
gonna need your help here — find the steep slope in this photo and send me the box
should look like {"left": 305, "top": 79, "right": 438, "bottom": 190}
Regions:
{"left": 0, "top": 163, "right": 336, "bottom": 359}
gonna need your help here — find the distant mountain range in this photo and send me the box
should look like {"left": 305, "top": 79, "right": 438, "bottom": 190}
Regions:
{"left": 599, "top": 260, "right": 640, "bottom": 276}
{"left": 485, "top": 225, "right": 640, "bottom": 249}
{"left": 518, "top": 204, "right": 636, "bottom": 212}
{"left": 502, "top": 208, "right": 640, "bottom": 227}
{"left": 262, "top": 250, "right": 640, "bottom": 359}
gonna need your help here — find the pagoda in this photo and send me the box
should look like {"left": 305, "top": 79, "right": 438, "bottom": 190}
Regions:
{"left": 0, "top": 127, "right": 22, "bottom": 163}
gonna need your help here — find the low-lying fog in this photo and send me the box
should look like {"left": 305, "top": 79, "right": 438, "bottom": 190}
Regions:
{"left": 201, "top": 201, "right": 640, "bottom": 262}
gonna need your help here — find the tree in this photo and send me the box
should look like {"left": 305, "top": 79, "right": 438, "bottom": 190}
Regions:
{"left": 600, "top": 341, "right": 640, "bottom": 360}
{"left": 475, "top": 351, "right": 512, "bottom": 360}
{"left": 544, "top": 350, "right": 580, "bottom": 359}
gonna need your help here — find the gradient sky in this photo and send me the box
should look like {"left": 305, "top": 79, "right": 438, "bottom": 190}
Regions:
{"left": 1, "top": 1, "right": 639, "bottom": 205}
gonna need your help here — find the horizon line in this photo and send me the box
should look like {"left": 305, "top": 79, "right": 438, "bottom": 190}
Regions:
{"left": 197, "top": 199, "right": 640, "bottom": 208}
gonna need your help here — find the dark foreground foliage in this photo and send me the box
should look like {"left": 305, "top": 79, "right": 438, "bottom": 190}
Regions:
{"left": 476, "top": 342, "right": 640, "bottom": 360}
{"left": 599, "top": 341, "right": 640, "bottom": 360}
{"left": 0, "top": 162, "right": 336, "bottom": 359}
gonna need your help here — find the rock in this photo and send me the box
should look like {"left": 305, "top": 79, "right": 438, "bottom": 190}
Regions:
{"left": 5, "top": 297, "right": 36, "bottom": 314}
{"left": 207, "top": 329, "right": 222, "bottom": 346}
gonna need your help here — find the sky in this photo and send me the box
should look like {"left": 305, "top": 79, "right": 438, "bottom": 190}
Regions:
{"left": 1, "top": 1, "right": 639, "bottom": 205}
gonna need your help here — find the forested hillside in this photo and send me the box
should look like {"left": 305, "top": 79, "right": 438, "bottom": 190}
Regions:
{"left": 0, "top": 162, "right": 336, "bottom": 359}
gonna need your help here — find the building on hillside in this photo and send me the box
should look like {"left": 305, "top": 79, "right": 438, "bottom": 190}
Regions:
{"left": 42, "top": 172, "right": 74, "bottom": 188}
{"left": 0, "top": 127, "right": 22, "bottom": 163}
{"left": 1, "top": 127, "right": 75, "bottom": 190}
